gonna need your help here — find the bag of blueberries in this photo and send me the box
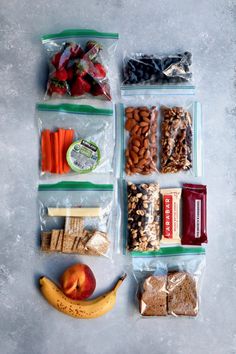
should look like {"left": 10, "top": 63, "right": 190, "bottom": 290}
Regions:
{"left": 41, "top": 29, "right": 119, "bottom": 101}
{"left": 121, "top": 52, "right": 195, "bottom": 96}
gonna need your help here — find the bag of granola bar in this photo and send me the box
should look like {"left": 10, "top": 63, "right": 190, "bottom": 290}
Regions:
{"left": 38, "top": 181, "right": 116, "bottom": 258}
{"left": 132, "top": 246, "right": 206, "bottom": 317}
{"left": 42, "top": 29, "right": 119, "bottom": 100}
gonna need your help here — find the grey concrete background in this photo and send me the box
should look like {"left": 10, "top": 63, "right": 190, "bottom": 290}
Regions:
{"left": 1, "top": 0, "right": 236, "bottom": 353}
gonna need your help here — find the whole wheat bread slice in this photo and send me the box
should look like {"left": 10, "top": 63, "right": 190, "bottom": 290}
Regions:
{"left": 167, "top": 271, "right": 198, "bottom": 316}
{"left": 140, "top": 275, "right": 167, "bottom": 316}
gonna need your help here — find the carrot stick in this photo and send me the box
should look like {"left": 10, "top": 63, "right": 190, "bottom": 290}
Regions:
{"left": 51, "top": 132, "right": 59, "bottom": 174}
{"left": 41, "top": 130, "right": 52, "bottom": 172}
{"left": 58, "top": 128, "right": 65, "bottom": 174}
{"left": 63, "top": 129, "right": 74, "bottom": 173}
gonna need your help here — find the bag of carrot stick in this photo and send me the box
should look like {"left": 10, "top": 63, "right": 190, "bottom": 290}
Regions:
{"left": 36, "top": 103, "right": 115, "bottom": 178}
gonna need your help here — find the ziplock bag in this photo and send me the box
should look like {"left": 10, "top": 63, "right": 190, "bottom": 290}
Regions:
{"left": 38, "top": 181, "right": 115, "bottom": 257}
{"left": 121, "top": 52, "right": 194, "bottom": 96}
{"left": 42, "top": 29, "right": 119, "bottom": 100}
{"left": 123, "top": 181, "right": 161, "bottom": 253}
{"left": 118, "top": 100, "right": 202, "bottom": 178}
{"left": 36, "top": 103, "right": 115, "bottom": 177}
{"left": 132, "top": 246, "right": 206, "bottom": 317}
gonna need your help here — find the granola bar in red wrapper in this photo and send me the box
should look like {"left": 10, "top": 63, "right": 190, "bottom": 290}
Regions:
{"left": 182, "top": 184, "right": 207, "bottom": 245}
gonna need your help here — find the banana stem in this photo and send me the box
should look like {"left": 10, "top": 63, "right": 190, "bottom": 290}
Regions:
{"left": 113, "top": 273, "right": 127, "bottom": 292}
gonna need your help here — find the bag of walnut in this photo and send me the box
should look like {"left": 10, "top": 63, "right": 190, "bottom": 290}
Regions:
{"left": 132, "top": 246, "right": 206, "bottom": 317}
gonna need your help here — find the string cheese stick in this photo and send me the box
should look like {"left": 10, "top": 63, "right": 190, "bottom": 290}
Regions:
{"left": 48, "top": 207, "right": 101, "bottom": 217}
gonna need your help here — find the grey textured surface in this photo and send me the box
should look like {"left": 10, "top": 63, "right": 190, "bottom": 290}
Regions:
{"left": 1, "top": 0, "right": 236, "bottom": 353}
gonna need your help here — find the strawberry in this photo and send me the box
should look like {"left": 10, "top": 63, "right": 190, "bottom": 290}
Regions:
{"left": 70, "top": 76, "right": 91, "bottom": 96}
{"left": 84, "top": 40, "right": 102, "bottom": 61}
{"left": 52, "top": 68, "right": 68, "bottom": 81}
{"left": 67, "top": 67, "right": 74, "bottom": 81}
{"left": 76, "top": 59, "right": 89, "bottom": 77}
{"left": 92, "top": 63, "right": 106, "bottom": 79}
{"left": 69, "top": 42, "right": 84, "bottom": 58}
{"left": 48, "top": 79, "right": 67, "bottom": 96}
{"left": 51, "top": 52, "right": 69, "bottom": 69}
{"left": 51, "top": 52, "right": 62, "bottom": 69}
{"left": 91, "top": 82, "right": 111, "bottom": 100}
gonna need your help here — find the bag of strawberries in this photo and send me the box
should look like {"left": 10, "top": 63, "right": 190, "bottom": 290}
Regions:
{"left": 42, "top": 29, "right": 119, "bottom": 100}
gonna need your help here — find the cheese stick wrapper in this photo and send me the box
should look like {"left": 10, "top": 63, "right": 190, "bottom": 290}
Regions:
{"left": 160, "top": 188, "right": 182, "bottom": 244}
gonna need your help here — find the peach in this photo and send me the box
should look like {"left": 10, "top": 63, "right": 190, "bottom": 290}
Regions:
{"left": 60, "top": 264, "right": 96, "bottom": 300}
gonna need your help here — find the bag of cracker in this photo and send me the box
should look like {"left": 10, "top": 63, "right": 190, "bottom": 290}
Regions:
{"left": 38, "top": 181, "right": 117, "bottom": 258}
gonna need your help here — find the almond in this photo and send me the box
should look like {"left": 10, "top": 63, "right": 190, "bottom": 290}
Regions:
{"left": 140, "top": 111, "right": 150, "bottom": 118}
{"left": 125, "top": 107, "right": 134, "bottom": 113}
{"left": 144, "top": 138, "right": 149, "bottom": 149}
{"left": 142, "top": 126, "right": 149, "bottom": 134}
{"left": 139, "top": 147, "right": 146, "bottom": 156}
{"left": 125, "top": 148, "right": 129, "bottom": 157}
{"left": 125, "top": 119, "right": 136, "bottom": 131}
{"left": 132, "top": 139, "right": 141, "bottom": 147}
{"left": 128, "top": 157, "right": 133, "bottom": 166}
{"left": 142, "top": 116, "right": 150, "bottom": 123}
{"left": 140, "top": 121, "right": 149, "bottom": 127}
{"left": 132, "top": 145, "right": 139, "bottom": 153}
{"left": 126, "top": 112, "right": 133, "bottom": 119}
{"left": 131, "top": 125, "right": 139, "bottom": 135}
{"left": 137, "top": 158, "right": 147, "bottom": 168}
{"left": 130, "top": 151, "right": 139, "bottom": 164}
{"left": 144, "top": 150, "right": 151, "bottom": 159}
{"left": 134, "top": 112, "right": 140, "bottom": 122}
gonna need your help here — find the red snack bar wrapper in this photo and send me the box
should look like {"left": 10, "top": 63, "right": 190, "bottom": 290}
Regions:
{"left": 182, "top": 184, "right": 207, "bottom": 245}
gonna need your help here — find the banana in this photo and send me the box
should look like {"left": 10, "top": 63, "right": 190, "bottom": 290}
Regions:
{"left": 39, "top": 274, "right": 126, "bottom": 319}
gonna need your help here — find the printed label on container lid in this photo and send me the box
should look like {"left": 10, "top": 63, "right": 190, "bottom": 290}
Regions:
{"left": 66, "top": 139, "right": 101, "bottom": 174}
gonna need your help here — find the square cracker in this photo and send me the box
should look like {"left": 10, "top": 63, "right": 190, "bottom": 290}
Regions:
{"left": 64, "top": 217, "right": 84, "bottom": 237}
{"left": 85, "top": 231, "right": 110, "bottom": 256}
{"left": 41, "top": 232, "right": 52, "bottom": 252}
{"left": 50, "top": 230, "right": 63, "bottom": 251}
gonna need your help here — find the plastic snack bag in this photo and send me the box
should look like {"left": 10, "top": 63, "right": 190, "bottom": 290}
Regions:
{"left": 38, "top": 181, "right": 115, "bottom": 258}
{"left": 133, "top": 246, "right": 206, "bottom": 317}
{"left": 118, "top": 100, "right": 202, "bottom": 178}
{"left": 160, "top": 102, "right": 202, "bottom": 176}
{"left": 36, "top": 103, "right": 115, "bottom": 177}
{"left": 121, "top": 51, "right": 194, "bottom": 96}
{"left": 41, "top": 29, "right": 119, "bottom": 100}
{"left": 125, "top": 182, "right": 161, "bottom": 253}
{"left": 124, "top": 106, "right": 158, "bottom": 176}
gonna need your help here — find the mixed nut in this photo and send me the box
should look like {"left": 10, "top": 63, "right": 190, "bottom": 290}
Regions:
{"left": 160, "top": 107, "right": 192, "bottom": 173}
{"left": 125, "top": 106, "right": 158, "bottom": 175}
{"left": 127, "top": 182, "right": 160, "bottom": 252}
